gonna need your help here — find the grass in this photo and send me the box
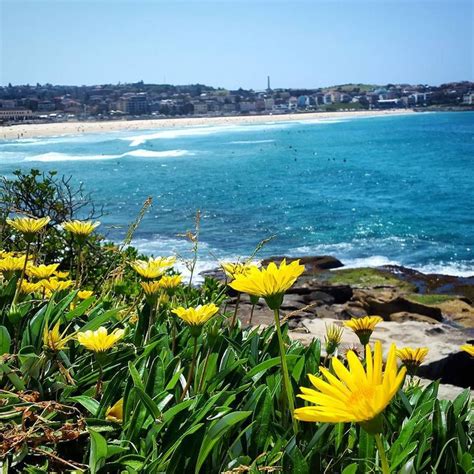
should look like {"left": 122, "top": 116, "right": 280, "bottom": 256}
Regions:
{"left": 406, "top": 293, "right": 458, "bottom": 305}
{"left": 328, "top": 267, "right": 416, "bottom": 291}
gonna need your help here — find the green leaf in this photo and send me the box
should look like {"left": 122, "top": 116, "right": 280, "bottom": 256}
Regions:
{"left": 195, "top": 411, "right": 252, "bottom": 473}
{"left": 130, "top": 386, "right": 161, "bottom": 420}
{"left": 69, "top": 396, "right": 100, "bottom": 416}
{"left": 88, "top": 428, "right": 108, "bottom": 474}
{"left": 0, "top": 326, "right": 11, "bottom": 355}
{"left": 342, "top": 463, "right": 358, "bottom": 474}
{"left": 245, "top": 355, "right": 298, "bottom": 381}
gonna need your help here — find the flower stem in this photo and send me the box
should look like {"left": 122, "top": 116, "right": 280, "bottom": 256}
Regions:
{"left": 75, "top": 243, "right": 83, "bottom": 289}
{"left": 230, "top": 292, "right": 241, "bottom": 327}
{"left": 95, "top": 357, "right": 104, "bottom": 399}
{"left": 374, "top": 433, "right": 390, "bottom": 474}
{"left": 179, "top": 336, "right": 198, "bottom": 402}
{"left": 12, "top": 241, "right": 31, "bottom": 306}
{"left": 273, "top": 308, "right": 298, "bottom": 436}
{"left": 247, "top": 302, "right": 256, "bottom": 326}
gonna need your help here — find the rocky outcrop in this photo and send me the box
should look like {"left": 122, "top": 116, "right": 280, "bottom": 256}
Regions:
{"left": 293, "top": 317, "right": 474, "bottom": 396}
{"left": 215, "top": 256, "right": 474, "bottom": 394}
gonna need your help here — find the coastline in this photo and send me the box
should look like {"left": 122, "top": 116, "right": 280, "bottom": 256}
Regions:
{"left": 0, "top": 109, "right": 416, "bottom": 140}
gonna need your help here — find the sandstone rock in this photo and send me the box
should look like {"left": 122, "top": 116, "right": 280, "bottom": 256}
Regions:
{"left": 435, "top": 299, "right": 474, "bottom": 328}
{"left": 390, "top": 312, "right": 439, "bottom": 324}
{"left": 293, "top": 317, "right": 474, "bottom": 393}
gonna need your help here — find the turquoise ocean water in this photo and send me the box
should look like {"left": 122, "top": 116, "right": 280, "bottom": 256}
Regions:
{"left": 0, "top": 111, "right": 473, "bottom": 277}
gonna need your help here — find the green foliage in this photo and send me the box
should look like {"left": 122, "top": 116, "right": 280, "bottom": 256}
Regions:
{"left": 0, "top": 178, "right": 472, "bottom": 473}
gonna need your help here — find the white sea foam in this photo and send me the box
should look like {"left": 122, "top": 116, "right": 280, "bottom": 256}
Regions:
{"left": 229, "top": 139, "right": 275, "bottom": 144}
{"left": 24, "top": 152, "right": 122, "bottom": 162}
{"left": 411, "top": 262, "right": 474, "bottom": 278}
{"left": 23, "top": 149, "right": 194, "bottom": 162}
{"left": 124, "top": 149, "right": 193, "bottom": 158}
{"left": 124, "top": 123, "right": 289, "bottom": 146}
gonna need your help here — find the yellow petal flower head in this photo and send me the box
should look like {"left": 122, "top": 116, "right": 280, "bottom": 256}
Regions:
{"left": 19, "top": 280, "right": 41, "bottom": 295}
{"left": 325, "top": 323, "right": 344, "bottom": 356}
{"left": 77, "top": 290, "right": 94, "bottom": 300}
{"left": 140, "top": 280, "right": 162, "bottom": 300}
{"left": 77, "top": 327, "right": 124, "bottom": 352}
{"left": 0, "top": 250, "right": 14, "bottom": 259}
{"left": 54, "top": 270, "right": 70, "bottom": 279}
{"left": 344, "top": 316, "right": 383, "bottom": 346}
{"left": 130, "top": 256, "right": 176, "bottom": 279}
{"left": 461, "top": 344, "right": 474, "bottom": 357}
{"left": 106, "top": 398, "right": 124, "bottom": 423}
{"left": 294, "top": 342, "right": 406, "bottom": 433}
{"left": 0, "top": 255, "right": 29, "bottom": 274}
{"left": 26, "top": 263, "right": 60, "bottom": 280}
{"left": 157, "top": 274, "right": 182, "bottom": 289}
{"left": 40, "top": 278, "right": 74, "bottom": 294}
{"left": 172, "top": 303, "right": 219, "bottom": 327}
{"left": 62, "top": 220, "right": 100, "bottom": 237}
{"left": 221, "top": 262, "right": 259, "bottom": 280}
{"left": 6, "top": 216, "right": 50, "bottom": 241}
{"left": 43, "top": 321, "right": 75, "bottom": 352}
{"left": 229, "top": 259, "right": 305, "bottom": 309}
{"left": 396, "top": 346, "right": 428, "bottom": 375}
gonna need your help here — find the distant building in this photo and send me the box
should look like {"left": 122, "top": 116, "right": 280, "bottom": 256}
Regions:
{"left": 288, "top": 96, "right": 298, "bottom": 110}
{"left": 239, "top": 101, "right": 256, "bottom": 113}
{"left": 463, "top": 93, "right": 474, "bottom": 104}
{"left": 117, "top": 93, "right": 149, "bottom": 115}
{"left": 264, "top": 98, "right": 274, "bottom": 111}
{"left": 193, "top": 102, "right": 208, "bottom": 114}
{"left": 323, "top": 94, "right": 333, "bottom": 104}
{"left": 0, "top": 108, "right": 33, "bottom": 121}
{"left": 222, "top": 103, "right": 236, "bottom": 113}
{"left": 0, "top": 99, "right": 16, "bottom": 109}
{"left": 37, "top": 101, "right": 55, "bottom": 111}
{"left": 297, "top": 95, "right": 310, "bottom": 108}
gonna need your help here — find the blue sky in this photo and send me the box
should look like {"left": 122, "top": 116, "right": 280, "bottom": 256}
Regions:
{"left": 1, "top": 0, "right": 472, "bottom": 88}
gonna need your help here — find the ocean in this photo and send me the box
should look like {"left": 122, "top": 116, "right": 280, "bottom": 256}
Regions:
{"left": 1, "top": 111, "right": 473, "bottom": 278}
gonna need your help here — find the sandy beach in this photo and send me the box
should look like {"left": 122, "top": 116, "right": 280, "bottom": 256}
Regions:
{"left": 0, "top": 109, "right": 416, "bottom": 140}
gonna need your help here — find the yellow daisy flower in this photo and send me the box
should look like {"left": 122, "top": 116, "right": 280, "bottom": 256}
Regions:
{"left": 396, "top": 347, "right": 429, "bottom": 375}
{"left": 54, "top": 270, "right": 70, "bottom": 279}
{"left": 221, "top": 262, "right": 259, "bottom": 280}
{"left": 325, "top": 323, "right": 344, "bottom": 356}
{"left": 40, "top": 278, "right": 74, "bottom": 293}
{"left": 461, "top": 344, "right": 474, "bottom": 357}
{"left": 43, "top": 321, "right": 75, "bottom": 352}
{"left": 77, "top": 327, "right": 124, "bottom": 352}
{"left": 229, "top": 259, "right": 305, "bottom": 309}
{"left": 0, "top": 255, "right": 29, "bottom": 274}
{"left": 26, "top": 263, "right": 60, "bottom": 280}
{"left": 344, "top": 316, "right": 383, "bottom": 346}
{"left": 77, "top": 290, "right": 94, "bottom": 300}
{"left": 106, "top": 398, "right": 123, "bottom": 423}
{"left": 6, "top": 216, "right": 50, "bottom": 240}
{"left": 157, "top": 274, "right": 182, "bottom": 289}
{"left": 62, "top": 220, "right": 100, "bottom": 237}
{"left": 130, "top": 256, "right": 176, "bottom": 279}
{"left": 172, "top": 303, "right": 219, "bottom": 326}
{"left": 294, "top": 342, "right": 406, "bottom": 432}
{"left": 18, "top": 280, "right": 41, "bottom": 295}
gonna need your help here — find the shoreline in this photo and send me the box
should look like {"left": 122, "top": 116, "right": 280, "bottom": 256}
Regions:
{"left": 0, "top": 109, "right": 416, "bottom": 140}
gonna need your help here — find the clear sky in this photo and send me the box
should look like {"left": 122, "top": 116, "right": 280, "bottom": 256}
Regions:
{"left": 1, "top": 0, "right": 472, "bottom": 89}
